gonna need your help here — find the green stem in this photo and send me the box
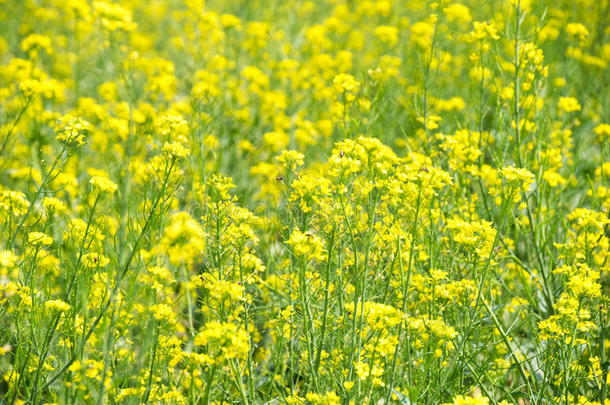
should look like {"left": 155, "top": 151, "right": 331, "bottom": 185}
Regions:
{"left": 202, "top": 364, "right": 218, "bottom": 404}
{"left": 384, "top": 181, "right": 423, "bottom": 403}
{"left": 8, "top": 146, "right": 66, "bottom": 249}
{"left": 40, "top": 159, "right": 176, "bottom": 391}
{"left": 314, "top": 229, "right": 335, "bottom": 374}
{"left": 142, "top": 326, "right": 160, "bottom": 403}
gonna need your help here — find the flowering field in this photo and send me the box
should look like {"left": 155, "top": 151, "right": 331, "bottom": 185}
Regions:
{"left": 1, "top": 0, "right": 609, "bottom": 403}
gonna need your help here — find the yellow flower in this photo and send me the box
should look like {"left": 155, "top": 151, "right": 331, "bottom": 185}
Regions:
{"left": 0, "top": 189, "right": 30, "bottom": 216}
{"left": 469, "top": 20, "right": 499, "bottom": 41}
{"left": 443, "top": 3, "right": 472, "bottom": 23}
{"left": 411, "top": 20, "right": 435, "bottom": 47}
{"left": 565, "top": 23, "right": 589, "bottom": 41}
{"left": 82, "top": 252, "right": 110, "bottom": 268}
{"left": 500, "top": 166, "right": 535, "bottom": 192}
{"left": 446, "top": 218, "right": 496, "bottom": 257}
{"left": 557, "top": 96, "right": 581, "bottom": 113}
{"left": 20, "top": 34, "right": 53, "bottom": 56}
{"left": 286, "top": 229, "right": 326, "bottom": 262}
{"left": 90, "top": 176, "right": 118, "bottom": 194}
{"left": 204, "top": 173, "right": 236, "bottom": 201}
{"left": 374, "top": 25, "right": 399, "bottom": 47}
{"left": 45, "top": 299, "right": 71, "bottom": 312}
{"left": 162, "top": 142, "right": 190, "bottom": 158}
{"left": 42, "top": 197, "right": 68, "bottom": 215}
{"left": 28, "top": 232, "right": 54, "bottom": 246}
{"left": 332, "top": 73, "right": 360, "bottom": 102}
{"left": 55, "top": 114, "right": 90, "bottom": 147}
{"left": 594, "top": 123, "right": 610, "bottom": 141}
{"left": 305, "top": 391, "right": 340, "bottom": 405}
{"left": 158, "top": 212, "right": 206, "bottom": 266}
{"left": 0, "top": 250, "right": 18, "bottom": 268}
{"left": 345, "top": 301, "right": 403, "bottom": 330}
{"left": 93, "top": 1, "right": 136, "bottom": 31}
{"left": 193, "top": 273, "right": 244, "bottom": 304}
{"left": 542, "top": 170, "right": 566, "bottom": 188}
{"left": 443, "top": 394, "right": 489, "bottom": 405}
{"left": 194, "top": 321, "right": 249, "bottom": 364}
{"left": 276, "top": 150, "right": 305, "bottom": 171}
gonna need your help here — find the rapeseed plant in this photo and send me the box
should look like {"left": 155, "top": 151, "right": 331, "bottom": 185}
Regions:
{"left": 0, "top": 0, "right": 609, "bottom": 403}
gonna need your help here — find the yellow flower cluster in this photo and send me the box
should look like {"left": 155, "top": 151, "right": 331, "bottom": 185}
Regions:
{"left": 89, "top": 176, "right": 118, "bottom": 194}
{"left": 286, "top": 229, "right": 327, "bottom": 262}
{"left": 54, "top": 114, "right": 90, "bottom": 147}
{"left": 1, "top": 0, "right": 608, "bottom": 403}
{"left": 194, "top": 321, "right": 249, "bottom": 364}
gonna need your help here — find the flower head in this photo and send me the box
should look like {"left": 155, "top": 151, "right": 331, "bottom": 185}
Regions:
{"left": 55, "top": 114, "right": 91, "bottom": 147}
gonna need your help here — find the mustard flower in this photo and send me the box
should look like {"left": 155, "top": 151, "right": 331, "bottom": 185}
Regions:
{"left": 557, "top": 96, "right": 581, "bottom": 113}
{"left": 162, "top": 141, "right": 190, "bottom": 158}
{"left": 276, "top": 150, "right": 305, "bottom": 171}
{"left": 194, "top": 321, "right": 249, "bottom": 364}
{"left": 90, "top": 176, "right": 118, "bottom": 194}
{"left": 55, "top": 114, "right": 90, "bottom": 147}
{"left": 45, "top": 299, "right": 71, "bottom": 312}
{"left": 332, "top": 73, "right": 360, "bottom": 102}
{"left": 28, "top": 232, "right": 54, "bottom": 247}
{"left": 82, "top": 252, "right": 110, "bottom": 269}
{"left": 286, "top": 229, "right": 326, "bottom": 262}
